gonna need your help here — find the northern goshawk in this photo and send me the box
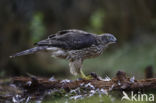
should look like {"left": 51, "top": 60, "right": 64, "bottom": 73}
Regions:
{"left": 10, "top": 29, "right": 117, "bottom": 79}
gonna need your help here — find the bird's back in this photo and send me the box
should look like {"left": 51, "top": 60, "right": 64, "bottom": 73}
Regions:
{"left": 35, "top": 29, "right": 98, "bottom": 50}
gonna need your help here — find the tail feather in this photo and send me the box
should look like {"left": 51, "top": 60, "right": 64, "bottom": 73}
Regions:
{"left": 10, "top": 46, "right": 47, "bottom": 58}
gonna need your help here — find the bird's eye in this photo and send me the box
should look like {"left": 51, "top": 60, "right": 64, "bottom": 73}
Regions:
{"left": 107, "top": 36, "right": 110, "bottom": 40}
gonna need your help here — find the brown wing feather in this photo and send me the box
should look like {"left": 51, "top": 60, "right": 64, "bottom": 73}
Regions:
{"left": 35, "top": 29, "right": 98, "bottom": 50}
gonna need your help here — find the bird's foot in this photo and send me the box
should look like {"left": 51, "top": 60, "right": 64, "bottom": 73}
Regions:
{"left": 81, "top": 75, "right": 93, "bottom": 80}
{"left": 80, "top": 70, "right": 93, "bottom": 80}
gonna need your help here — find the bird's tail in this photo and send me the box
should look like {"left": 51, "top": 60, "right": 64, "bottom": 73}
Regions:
{"left": 10, "top": 46, "right": 47, "bottom": 58}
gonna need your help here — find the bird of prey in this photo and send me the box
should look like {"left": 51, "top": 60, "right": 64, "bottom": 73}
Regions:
{"left": 10, "top": 29, "right": 117, "bottom": 79}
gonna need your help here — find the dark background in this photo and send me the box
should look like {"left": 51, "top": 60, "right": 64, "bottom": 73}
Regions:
{"left": 0, "top": 0, "right": 156, "bottom": 78}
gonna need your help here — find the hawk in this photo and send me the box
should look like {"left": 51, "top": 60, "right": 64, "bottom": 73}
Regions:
{"left": 10, "top": 29, "right": 117, "bottom": 79}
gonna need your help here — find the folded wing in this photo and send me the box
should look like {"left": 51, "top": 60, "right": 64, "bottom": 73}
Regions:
{"left": 35, "top": 30, "right": 98, "bottom": 50}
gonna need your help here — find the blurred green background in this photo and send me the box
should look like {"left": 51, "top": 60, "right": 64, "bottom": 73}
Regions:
{"left": 0, "top": 0, "right": 156, "bottom": 79}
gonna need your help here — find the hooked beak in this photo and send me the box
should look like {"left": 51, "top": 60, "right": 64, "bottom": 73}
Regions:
{"left": 111, "top": 37, "right": 117, "bottom": 43}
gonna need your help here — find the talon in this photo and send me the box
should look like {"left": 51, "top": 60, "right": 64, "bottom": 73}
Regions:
{"left": 82, "top": 75, "right": 93, "bottom": 80}
{"left": 80, "top": 70, "right": 93, "bottom": 80}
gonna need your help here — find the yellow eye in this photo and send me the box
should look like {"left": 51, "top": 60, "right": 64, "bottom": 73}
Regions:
{"left": 107, "top": 36, "right": 110, "bottom": 40}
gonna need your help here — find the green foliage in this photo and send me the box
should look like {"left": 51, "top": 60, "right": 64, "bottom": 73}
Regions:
{"left": 30, "top": 12, "right": 46, "bottom": 43}
{"left": 0, "top": 70, "right": 5, "bottom": 77}
{"left": 87, "top": 9, "right": 105, "bottom": 34}
{"left": 43, "top": 95, "right": 150, "bottom": 103}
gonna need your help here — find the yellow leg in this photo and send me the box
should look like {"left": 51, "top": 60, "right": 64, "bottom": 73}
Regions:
{"left": 80, "top": 70, "right": 93, "bottom": 80}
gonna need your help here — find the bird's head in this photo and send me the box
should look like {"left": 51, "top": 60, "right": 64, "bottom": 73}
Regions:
{"left": 100, "top": 33, "right": 117, "bottom": 45}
